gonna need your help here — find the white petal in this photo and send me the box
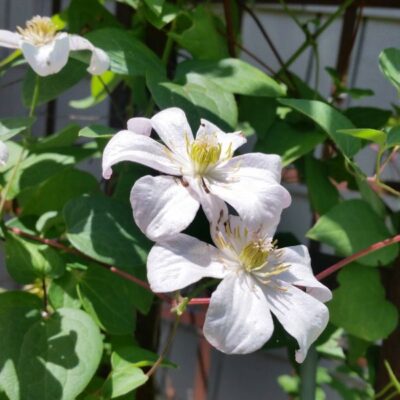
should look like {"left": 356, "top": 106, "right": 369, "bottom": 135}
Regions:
{"left": 68, "top": 34, "right": 109, "bottom": 75}
{"left": 130, "top": 175, "right": 200, "bottom": 241}
{"left": 151, "top": 108, "right": 193, "bottom": 159}
{"left": 21, "top": 33, "right": 69, "bottom": 76}
{"left": 277, "top": 245, "right": 332, "bottom": 302}
{"left": 210, "top": 154, "right": 291, "bottom": 234}
{"left": 102, "top": 130, "right": 180, "bottom": 179}
{"left": 147, "top": 234, "right": 226, "bottom": 292}
{"left": 204, "top": 272, "right": 274, "bottom": 354}
{"left": 197, "top": 119, "right": 246, "bottom": 154}
{"left": 127, "top": 117, "right": 152, "bottom": 136}
{"left": 265, "top": 284, "right": 329, "bottom": 363}
{"left": 0, "top": 30, "right": 20, "bottom": 49}
{"left": 186, "top": 176, "right": 228, "bottom": 225}
{"left": 0, "top": 141, "right": 9, "bottom": 166}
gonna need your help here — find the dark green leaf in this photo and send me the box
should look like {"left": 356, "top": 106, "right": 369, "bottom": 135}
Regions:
{"left": 386, "top": 126, "right": 400, "bottom": 149}
{"left": 329, "top": 264, "right": 398, "bottom": 341}
{"left": 176, "top": 58, "right": 285, "bottom": 97}
{"left": 147, "top": 72, "right": 237, "bottom": 130}
{"left": 305, "top": 156, "right": 340, "bottom": 215}
{"left": 255, "top": 120, "right": 325, "bottom": 166}
{"left": 19, "top": 168, "right": 99, "bottom": 216}
{"left": 5, "top": 232, "right": 65, "bottom": 283}
{"left": 77, "top": 264, "right": 141, "bottom": 334}
{"left": 0, "top": 305, "right": 103, "bottom": 400}
{"left": 345, "top": 107, "right": 391, "bottom": 130}
{"left": 356, "top": 175, "right": 386, "bottom": 218}
{"left": 31, "top": 124, "right": 80, "bottom": 151}
{"left": 79, "top": 125, "right": 115, "bottom": 139}
{"left": 278, "top": 99, "right": 362, "bottom": 158}
{"left": 63, "top": 195, "right": 153, "bottom": 312}
{"left": 171, "top": 6, "right": 229, "bottom": 60}
{"left": 0, "top": 117, "right": 35, "bottom": 141}
{"left": 23, "top": 59, "right": 87, "bottom": 107}
{"left": 307, "top": 199, "right": 398, "bottom": 266}
{"left": 86, "top": 28, "right": 165, "bottom": 77}
{"left": 48, "top": 270, "right": 82, "bottom": 310}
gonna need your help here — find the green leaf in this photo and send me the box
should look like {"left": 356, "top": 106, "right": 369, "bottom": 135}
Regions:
{"left": 305, "top": 157, "right": 340, "bottom": 215}
{"left": 79, "top": 125, "right": 115, "bottom": 139}
{"left": 337, "top": 128, "right": 386, "bottom": 146}
{"left": 31, "top": 124, "right": 80, "bottom": 151}
{"left": 356, "top": 175, "right": 386, "bottom": 218}
{"left": 63, "top": 195, "right": 153, "bottom": 313}
{"left": 70, "top": 71, "right": 122, "bottom": 109}
{"left": 307, "top": 199, "right": 399, "bottom": 267}
{"left": 345, "top": 107, "right": 391, "bottom": 130}
{"left": 67, "top": 0, "right": 122, "bottom": 33}
{"left": 86, "top": 28, "right": 165, "bottom": 77}
{"left": 0, "top": 304, "right": 103, "bottom": 400}
{"left": 386, "top": 126, "right": 400, "bottom": 149}
{"left": 171, "top": 6, "right": 229, "bottom": 60}
{"left": 255, "top": 120, "right": 325, "bottom": 166}
{"left": 278, "top": 99, "right": 362, "bottom": 158}
{"left": 238, "top": 97, "right": 277, "bottom": 135}
{"left": 144, "top": 0, "right": 164, "bottom": 15}
{"left": 329, "top": 264, "right": 398, "bottom": 341}
{"left": 19, "top": 167, "right": 99, "bottom": 216}
{"left": 112, "top": 345, "right": 176, "bottom": 369}
{"left": 102, "top": 364, "right": 148, "bottom": 398}
{"left": 48, "top": 270, "right": 82, "bottom": 310}
{"left": 5, "top": 232, "right": 65, "bottom": 283}
{"left": 142, "top": 1, "right": 178, "bottom": 29}
{"left": 176, "top": 58, "right": 285, "bottom": 97}
{"left": 379, "top": 47, "right": 400, "bottom": 91}
{"left": 23, "top": 59, "right": 87, "bottom": 107}
{"left": 147, "top": 72, "right": 237, "bottom": 130}
{"left": 77, "top": 264, "right": 141, "bottom": 334}
{"left": 0, "top": 117, "right": 35, "bottom": 141}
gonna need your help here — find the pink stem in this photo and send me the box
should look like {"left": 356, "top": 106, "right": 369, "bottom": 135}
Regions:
{"left": 188, "top": 298, "right": 211, "bottom": 305}
{"left": 316, "top": 234, "right": 400, "bottom": 281}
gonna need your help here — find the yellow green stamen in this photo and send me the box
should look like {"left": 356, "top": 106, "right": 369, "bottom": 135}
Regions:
{"left": 17, "top": 16, "right": 57, "bottom": 45}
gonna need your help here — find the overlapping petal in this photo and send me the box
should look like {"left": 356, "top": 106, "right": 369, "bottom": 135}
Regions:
{"left": 0, "top": 30, "right": 20, "bottom": 49}
{"left": 204, "top": 272, "right": 274, "bottom": 354}
{"left": 265, "top": 284, "right": 329, "bottom": 363}
{"left": 69, "top": 34, "right": 109, "bottom": 75}
{"left": 102, "top": 130, "right": 180, "bottom": 179}
{"left": 147, "top": 233, "right": 226, "bottom": 292}
{"left": 21, "top": 33, "right": 69, "bottom": 76}
{"left": 276, "top": 245, "right": 332, "bottom": 302}
{"left": 209, "top": 154, "right": 291, "bottom": 233}
{"left": 130, "top": 175, "right": 200, "bottom": 241}
{"left": 151, "top": 107, "right": 193, "bottom": 160}
{"left": 127, "top": 117, "right": 152, "bottom": 136}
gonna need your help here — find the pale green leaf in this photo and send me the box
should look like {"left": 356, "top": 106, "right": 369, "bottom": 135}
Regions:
{"left": 379, "top": 47, "right": 400, "bottom": 91}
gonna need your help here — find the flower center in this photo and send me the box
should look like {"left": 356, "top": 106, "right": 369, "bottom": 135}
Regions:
{"left": 188, "top": 135, "right": 222, "bottom": 175}
{"left": 17, "top": 16, "right": 57, "bottom": 45}
{"left": 239, "top": 241, "right": 270, "bottom": 272}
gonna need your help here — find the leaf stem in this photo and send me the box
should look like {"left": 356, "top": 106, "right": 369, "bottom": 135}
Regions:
{"left": 41, "top": 276, "right": 49, "bottom": 316}
{"left": 29, "top": 74, "right": 40, "bottom": 118}
{"left": 146, "top": 314, "right": 181, "bottom": 378}
{"left": 316, "top": 235, "right": 400, "bottom": 281}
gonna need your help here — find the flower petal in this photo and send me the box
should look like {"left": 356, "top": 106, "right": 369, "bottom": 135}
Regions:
{"left": 127, "top": 117, "right": 152, "bottom": 136}
{"left": 151, "top": 108, "right": 193, "bottom": 159}
{"left": 102, "top": 130, "right": 180, "bottom": 179}
{"left": 277, "top": 245, "right": 332, "bottom": 302}
{"left": 68, "top": 34, "right": 109, "bottom": 75}
{"left": 204, "top": 272, "right": 274, "bottom": 354}
{"left": 147, "top": 234, "right": 226, "bottom": 292}
{"left": 0, "top": 141, "right": 9, "bottom": 166}
{"left": 0, "top": 30, "right": 20, "bottom": 49}
{"left": 130, "top": 175, "right": 200, "bottom": 241}
{"left": 265, "top": 284, "right": 329, "bottom": 363}
{"left": 21, "top": 33, "right": 69, "bottom": 76}
{"left": 210, "top": 153, "right": 291, "bottom": 234}
{"left": 197, "top": 119, "right": 246, "bottom": 154}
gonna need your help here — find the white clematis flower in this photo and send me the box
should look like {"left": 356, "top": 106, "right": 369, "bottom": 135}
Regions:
{"left": 102, "top": 107, "right": 291, "bottom": 241}
{"left": 147, "top": 216, "right": 331, "bottom": 362}
{"left": 0, "top": 16, "right": 109, "bottom": 76}
{"left": 0, "top": 141, "right": 9, "bottom": 166}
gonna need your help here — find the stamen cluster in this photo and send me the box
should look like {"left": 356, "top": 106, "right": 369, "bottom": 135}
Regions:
{"left": 17, "top": 16, "right": 57, "bottom": 45}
